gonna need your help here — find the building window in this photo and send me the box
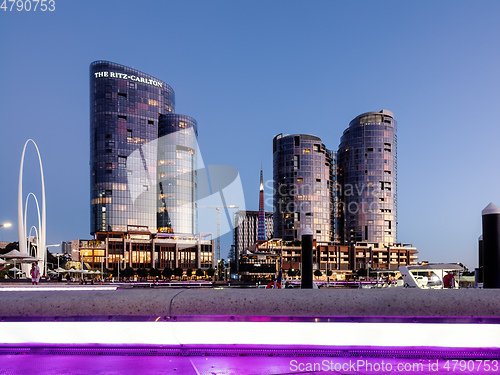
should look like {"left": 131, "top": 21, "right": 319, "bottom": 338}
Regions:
{"left": 118, "top": 156, "right": 126, "bottom": 168}
{"left": 294, "top": 155, "right": 300, "bottom": 170}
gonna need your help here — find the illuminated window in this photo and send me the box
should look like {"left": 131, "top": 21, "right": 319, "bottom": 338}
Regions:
{"left": 179, "top": 121, "right": 187, "bottom": 128}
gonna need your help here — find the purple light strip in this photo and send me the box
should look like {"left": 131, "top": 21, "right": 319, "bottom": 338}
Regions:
{"left": 1, "top": 314, "right": 499, "bottom": 324}
{"left": 0, "top": 344, "right": 499, "bottom": 359}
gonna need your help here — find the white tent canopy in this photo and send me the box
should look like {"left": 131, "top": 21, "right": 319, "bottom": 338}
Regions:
{"left": 1, "top": 250, "right": 32, "bottom": 259}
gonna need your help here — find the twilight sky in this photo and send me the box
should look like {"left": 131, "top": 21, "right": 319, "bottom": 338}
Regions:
{"left": 1, "top": 0, "right": 499, "bottom": 269}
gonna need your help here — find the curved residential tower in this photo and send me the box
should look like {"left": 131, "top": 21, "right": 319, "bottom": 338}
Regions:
{"left": 337, "top": 110, "right": 397, "bottom": 245}
{"left": 273, "top": 134, "right": 335, "bottom": 242}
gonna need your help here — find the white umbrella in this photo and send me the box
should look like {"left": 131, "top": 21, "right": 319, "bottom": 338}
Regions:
{"left": 55, "top": 267, "right": 66, "bottom": 273}
{"left": 9, "top": 267, "right": 21, "bottom": 272}
{"left": 68, "top": 268, "right": 87, "bottom": 273}
{"left": 0, "top": 258, "right": 7, "bottom": 265}
{"left": 1, "top": 250, "right": 32, "bottom": 260}
{"left": 1, "top": 250, "right": 32, "bottom": 279}
{"left": 18, "top": 257, "right": 40, "bottom": 264}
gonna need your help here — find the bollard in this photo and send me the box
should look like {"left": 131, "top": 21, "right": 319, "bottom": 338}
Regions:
{"left": 482, "top": 203, "right": 500, "bottom": 288}
{"left": 301, "top": 227, "right": 313, "bottom": 289}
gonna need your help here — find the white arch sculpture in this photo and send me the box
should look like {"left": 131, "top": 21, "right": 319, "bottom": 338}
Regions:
{"left": 25, "top": 192, "right": 41, "bottom": 257}
{"left": 18, "top": 139, "right": 46, "bottom": 276}
{"left": 28, "top": 225, "right": 39, "bottom": 257}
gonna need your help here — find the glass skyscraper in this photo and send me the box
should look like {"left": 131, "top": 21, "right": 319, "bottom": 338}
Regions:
{"left": 337, "top": 110, "right": 397, "bottom": 245}
{"left": 273, "top": 134, "right": 335, "bottom": 242}
{"left": 157, "top": 114, "right": 198, "bottom": 235}
{"left": 90, "top": 61, "right": 197, "bottom": 235}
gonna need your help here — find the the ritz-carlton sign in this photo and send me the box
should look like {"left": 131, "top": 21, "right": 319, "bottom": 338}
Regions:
{"left": 94, "top": 71, "right": 163, "bottom": 88}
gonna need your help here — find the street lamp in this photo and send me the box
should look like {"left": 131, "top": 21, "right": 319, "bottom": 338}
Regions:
{"left": 54, "top": 253, "right": 68, "bottom": 269}
{"left": 199, "top": 205, "right": 239, "bottom": 282}
{"left": 73, "top": 249, "right": 88, "bottom": 281}
{"left": 0, "top": 222, "right": 12, "bottom": 243}
{"left": 116, "top": 258, "right": 126, "bottom": 282}
{"left": 100, "top": 256, "right": 109, "bottom": 280}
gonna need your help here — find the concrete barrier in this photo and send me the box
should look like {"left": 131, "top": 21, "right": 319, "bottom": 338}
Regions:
{"left": 0, "top": 288, "right": 498, "bottom": 318}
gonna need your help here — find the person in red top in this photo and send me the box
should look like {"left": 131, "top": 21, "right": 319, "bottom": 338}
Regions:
{"left": 30, "top": 262, "right": 40, "bottom": 285}
{"left": 443, "top": 272, "right": 455, "bottom": 288}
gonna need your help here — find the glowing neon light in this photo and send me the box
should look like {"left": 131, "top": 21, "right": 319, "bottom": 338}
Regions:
{"left": 1, "top": 321, "right": 499, "bottom": 348}
{"left": 0, "top": 286, "right": 118, "bottom": 292}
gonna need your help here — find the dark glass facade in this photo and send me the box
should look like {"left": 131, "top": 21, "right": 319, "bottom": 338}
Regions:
{"left": 273, "top": 134, "right": 335, "bottom": 242}
{"left": 337, "top": 110, "right": 397, "bottom": 245}
{"left": 90, "top": 61, "right": 197, "bottom": 235}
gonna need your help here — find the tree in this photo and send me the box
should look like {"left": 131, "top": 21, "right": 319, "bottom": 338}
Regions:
{"left": 46, "top": 251, "right": 59, "bottom": 270}
{"left": 173, "top": 267, "right": 184, "bottom": 279}
{"left": 122, "top": 266, "right": 135, "bottom": 278}
{"left": 196, "top": 268, "right": 204, "bottom": 278}
{"left": 288, "top": 269, "right": 298, "bottom": 277}
{"left": 136, "top": 268, "right": 149, "bottom": 278}
{"left": 149, "top": 268, "right": 161, "bottom": 277}
{"left": 103, "top": 268, "right": 113, "bottom": 278}
{"left": 186, "top": 268, "right": 193, "bottom": 278}
{"left": 1, "top": 242, "right": 19, "bottom": 255}
{"left": 314, "top": 270, "right": 323, "bottom": 278}
{"left": 327, "top": 270, "right": 333, "bottom": 277}
{"left": 206, "top": 267, "right": 216, "bottom": 278}
{"left": 162, "top": 267, "right": 173, "bottom": 279}
{"left": 357, "top": 267, "right": 367, "bottom": 277}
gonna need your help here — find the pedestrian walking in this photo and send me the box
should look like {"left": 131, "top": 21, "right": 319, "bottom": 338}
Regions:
{"left": 30, "top": 262, "right": 40, "bottom": 285}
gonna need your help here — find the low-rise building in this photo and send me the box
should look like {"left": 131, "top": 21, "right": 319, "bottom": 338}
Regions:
{"left": 71, "top": 231, "right": 214, "bottom": 272}
{"left": 352, "top": 242, "right": 418, "bottom": 270}
{"left": 238, "top": 240, "right": 418, "bottom": 281}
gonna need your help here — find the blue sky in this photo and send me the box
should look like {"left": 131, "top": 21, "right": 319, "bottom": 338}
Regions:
{"left": 1, "top": 0, "right": 499, "bottom": 269}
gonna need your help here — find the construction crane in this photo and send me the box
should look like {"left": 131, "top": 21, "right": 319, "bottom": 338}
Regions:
{"left": 199, "top": 205, "right": 239, "bottom": 269}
